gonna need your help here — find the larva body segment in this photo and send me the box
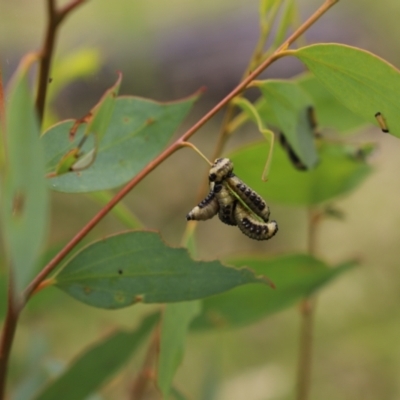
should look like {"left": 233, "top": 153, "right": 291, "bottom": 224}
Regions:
{"left": 225, "top": 174, "right": 270, "bottom": 222}
{"left": 234, "top": 202, "right": 278, "bottom": 241}
{"left": 214, "top": 183, "right": 237, "bottom": 226}
{"left": 186, "top": 183, "right": 219, "bottom": 221}
{"left": 209, "top": 158, "right": 234, "bottom": 183}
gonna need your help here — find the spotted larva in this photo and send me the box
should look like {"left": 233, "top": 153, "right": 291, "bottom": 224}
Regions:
{"left": 375, "top": 112, "right": 389, "bottom": 133}
{"left": 186, "top": 182, "right": 219, "bottom": 221}
{"left": 225, "top": 174, "right": 270, "bottom": 222}
{"left": 234, "top": 201, "right": 278, "bottom": 241}
{"left": 214, "top": 182, "right": 237, "bottom": 226}
{"left": 208, "top": 158, "right": 271, "bottom": 222}
{"left": 208, "top": 158, "right": 233, "bottom": 183}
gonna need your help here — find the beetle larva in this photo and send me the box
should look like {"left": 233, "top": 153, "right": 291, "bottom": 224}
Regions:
{"left": 214, "top": 183, "right": 237, "bottom": 226}
{"left": 278, "top": 132, "right": 307, "bottom": 171}
{"left": 225, "top": 174, "right": 271, "bottom": 222}
{"left": 186, "top": 183, "right": 219, "bottom": 221}
{"left": 208, "top": 158, "right": 271, "bottom": 222}
{"left": 234, "top": 201, "right": 278, "bottom": 241}
{"left": 208, "top": 158, "right": 233, "bottom": 183}
{"left": 375, "top": 112, "right": 389, "bottom": 133}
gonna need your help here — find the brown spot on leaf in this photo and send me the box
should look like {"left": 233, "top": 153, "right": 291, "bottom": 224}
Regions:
{"left": 134, "top": 295, "right": 143, "bottom": 303}
{"left": 114, "top": 292, "right": 126, "bottom": 303}
{"left": 12, "top": 191, "right": 25, "bottom": 217}
{"left": 146, "top": 118, "right": 155, "bottom": 125}
{"left": 84, "top": 287, "right": 92, "bottom": 294}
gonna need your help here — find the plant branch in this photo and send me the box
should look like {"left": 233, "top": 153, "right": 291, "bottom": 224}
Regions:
{"left": 129, "top": 324, "right": 160, "bottom": 399}
{"left": 296, "top": 208, "right": 321, "bottom": 400}
{"left": 296, "top": 297, "right": 315, "bottom": 400}
{"left": 0, "top": 281, "right": 21, "bottom": 400}
{"left": 36, "top": 0, "right": 89, "bottom": 125}
{"left": 24, "top": 0, "right": 339, "bottom": 301}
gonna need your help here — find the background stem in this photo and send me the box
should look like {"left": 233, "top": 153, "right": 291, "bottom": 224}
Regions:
{"left": 296, "top": 208, "right": 320, "bottom": 400}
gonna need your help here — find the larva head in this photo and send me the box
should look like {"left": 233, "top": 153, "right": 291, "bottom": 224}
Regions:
{"left": 208, "top": 158, "right": 233, "bottom": 182}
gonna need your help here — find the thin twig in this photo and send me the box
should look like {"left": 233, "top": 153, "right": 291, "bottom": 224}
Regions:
{"left": 295, "top": 208, "right": 321, "bottom": 400}
{"left": 0, "top": 282, "right": 20, "bottom": 400}
{"left": 25, "top": 0, "right": 339, "bottom": 300}
{"left": 129, "top": 324, "right": 160, "bottom": 399}
{"left": 35, "top": 0, "right": 89, "bottom": 125}
{"left": 296, "top": 297, "right": 315, "bottom": 400}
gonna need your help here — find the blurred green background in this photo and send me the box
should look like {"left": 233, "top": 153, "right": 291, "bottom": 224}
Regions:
{"left": 2, "top": 0, "right": 400, "bottom": 399}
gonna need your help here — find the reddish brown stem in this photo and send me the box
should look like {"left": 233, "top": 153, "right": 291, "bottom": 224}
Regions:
{"left": 296, "top": 298, "right": 315, "bottom": 400}
{"left": 129, "top": 325, "right": 160, "bottom": 399}
{"left": 0, "top": 284, "right": 20, "bottom": 400}
{"left": 35, "top": 0, "right": 89, "bottom": 124}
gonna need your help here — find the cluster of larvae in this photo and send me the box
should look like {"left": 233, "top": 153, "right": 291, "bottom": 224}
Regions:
{"left": 186, "top": 158, "right": 278, "bottom": 240}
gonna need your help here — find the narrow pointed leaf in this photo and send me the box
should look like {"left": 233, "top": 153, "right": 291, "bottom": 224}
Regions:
{"left": 83, "top": 72, "right": 122, "bottom": 142}
{"left": 34, "top": 313, "right": 159, "bottom": 400}
{"left": 255, "top": 79, "right": 318, "bottom": 169}
{"left": 53, "top": 231, "right": 269, "bottom": 309}
{"left": 1, "top": 54, "right": 48, "bottom": 292}
{"left": 293, "top": 44, "right": 400, "bottom": 137}
{"left": 158, "top": 301, "right": 201, "bottom": 398}
{"left": 43, "top": 93, "right": 199, "bottom": 192}
{"left": 229, "top": 141, "right": 372, "bottom": 206}
{"left": 192, "top": 254, "right": 357, "bottom": 329}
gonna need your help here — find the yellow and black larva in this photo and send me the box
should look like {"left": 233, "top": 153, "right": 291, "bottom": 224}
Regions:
{"left": 186, "top": 183, "right": 219, "bottom": 221}
{"left": 209, "top": 158, "right": 271, "bottom": 222}
{"left": 186, "top": 157, "right": 278, "bottom": 241}
{"left": 214, "top": 182, "right": 237, "bottom": 226}
{"left": 208, "top": 158, "right": 234, "bottom": 183}
{"left": 375, "top": 112, "right": 389, "bottom": 133}
{"left": 225, "top": 174, "right": 271, "bottom": 222}
{"left": 278, "top": 133, "right": 307, "bottom": 171}
{"left": 234, "top": 201, "right": 278, "bottom": 241}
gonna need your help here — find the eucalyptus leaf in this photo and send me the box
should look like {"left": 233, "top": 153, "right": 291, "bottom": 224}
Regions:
{"left": 192, "top": 254, "right": 356, "bottom": 329}
{"left": 43, "top": 93, "right": 198, "bottom": 192}
{"left": 292, "top": 44, "right": 400, "bottom": 137}
{"left": 0, "top": 54, "right": 48, "bottom": 293}
{"left": 296, "top": 73, "right": 366, "bottom": 133}
{"left": 54, "top": 231, "right": 270, "bottom": 309}
{"left": 33, "top": 313, "right": 159, "bottom": 400}
{"left": 158, "top": 301, "right": 201, "bottom": 398}
{"left": 229, "top": 140, "right": 372, "bottom": 206}
{"left": 255, "top": 79, "right": 318, "bottom": 169}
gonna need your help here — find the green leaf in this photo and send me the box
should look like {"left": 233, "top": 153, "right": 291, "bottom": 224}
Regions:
{"left": 255, "top": 79, "right": 318, "bottom": 169}
{"left": 157, "top": 301, "right": 201, "bottom": 398}
{"left": 33, "top": 313, "right": 159, "bottom": 400}
{"left": 292, "top": 44, "right": 400, "bottom": 137}
{"left": 53, "top": 73, "right": 122, "bottom": 175}
{"left": 296, "top": 73, "right": 366, "bottom": 133}
{"left": 192, "top": 254, "right": 356, "bottom": 329}
{"left": 82, "top": 71, "right": 122, "bottom": 143}
{"left": 54, "top": 231, "right": 269, "bottom": 309}
{"left": 272, "top": 0, "right": 296, "bottom": 49}
{"left": 1, "top": 54, "right": 49, "bottom": 293}
{"left": 229, "top": 140, "right": 372, "bottom": 206}
{"left": 43, "top": 94, "right": 198, "bottom": 192}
